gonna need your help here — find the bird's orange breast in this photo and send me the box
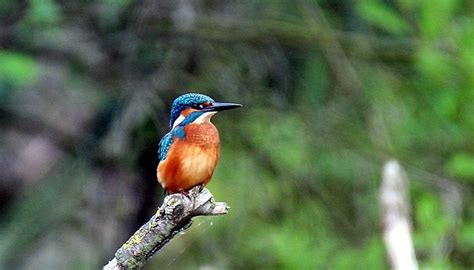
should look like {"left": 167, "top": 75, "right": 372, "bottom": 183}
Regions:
{"left": 157, "top": 123, "right": 220, "bottom": 193}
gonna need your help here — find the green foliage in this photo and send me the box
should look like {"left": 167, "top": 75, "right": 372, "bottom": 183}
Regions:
{"left": 24, "top": 0, "right": 62, "bottom": 26}
{"left": 0, "top": 0, "right": 473, "bottom": 269}
{"left": 0, "top": 51, "right": 39, "bottom": 102}
{"left": 456, "top": 222, "right": 474, "bottom": 251}
{"left": 414, "top": 192, "right": 450, "bottom": 250}
{"left": 357, "top": 0, "right": 410, "bottom": 35}
{"left": 446, "top": 153, "right": 474, "bottom": 180}
{"left": 0, "top": 160, "right": 94, "bottom": 268}
{"left": 245, "top": 110, "right": 310, "bottom": 175}
{"left": 0, "top": 51, "right": 39, "bottom": 86}
{"left": 418, "top": 0, "right": 459, "bottom": 39}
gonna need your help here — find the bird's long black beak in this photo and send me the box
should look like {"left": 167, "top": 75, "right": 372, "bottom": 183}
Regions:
{"left": 203, "top": 102, "right": 242, "bottom": 112}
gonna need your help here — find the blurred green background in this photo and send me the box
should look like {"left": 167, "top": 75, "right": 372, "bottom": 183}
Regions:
{"left": 0, "top": 0, "right": 473, "bottom": 269}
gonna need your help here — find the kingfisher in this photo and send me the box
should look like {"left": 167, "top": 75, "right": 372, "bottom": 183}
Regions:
{"left": 157, "top": 93, "right": 241, "bottom": 194}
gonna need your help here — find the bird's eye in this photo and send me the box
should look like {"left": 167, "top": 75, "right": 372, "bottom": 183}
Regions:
{"left": 192, "top": 103, "right": 205, "bottom": 110}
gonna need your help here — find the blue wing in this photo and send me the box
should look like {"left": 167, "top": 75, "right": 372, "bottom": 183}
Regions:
{"left": 157, "top": 127, "right": 185, "bottom": 161}
{"left": 158, "top": 132, "right": 173, "bottom": 161}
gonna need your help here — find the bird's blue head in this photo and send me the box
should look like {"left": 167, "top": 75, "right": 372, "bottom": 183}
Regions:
{"left": 169, "top": 93, "right": 241, "bottom": 129}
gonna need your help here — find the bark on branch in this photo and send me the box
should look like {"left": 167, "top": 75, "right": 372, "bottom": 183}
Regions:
{"left": 103, "top": 186, "right": 229, "bottom": 270}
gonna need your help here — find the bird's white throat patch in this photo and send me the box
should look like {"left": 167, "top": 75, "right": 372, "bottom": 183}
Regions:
{"left": 193, "top": 112, "right": 217, "bottom": 124}
{"left": 172, "top": 112, "right": 217, "bottom": 128}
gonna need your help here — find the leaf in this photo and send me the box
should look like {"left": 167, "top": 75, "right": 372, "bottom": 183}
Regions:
{"left": 0, "top": 51, "right": 39, "bottom": 86}
{"left": 416, "top": 45, "right": 451, "bottom": 82}
{"left": 456, "top": 222, "right": 474, "bottom": 250}
{"left": 26, "top": 0, "right": 62, "bottom": 26}
{"left": 419, "top": 0, "right": 459, "bottom": 39}
{"left": 357, "top": 0, "right": 410, "bottom": 35}
{"left": 446, "top": 153, "right": 474, "bottom": 180}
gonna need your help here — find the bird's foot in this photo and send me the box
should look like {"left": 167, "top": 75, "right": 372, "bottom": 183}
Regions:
{"left": 179, "top": 190, "right": 189, "bottom": 196}
{"left": 197, "top": 183, "right": 205, "bottom": 192}
{"left": 182, "top": 184, "right": 206, "bottom": 200}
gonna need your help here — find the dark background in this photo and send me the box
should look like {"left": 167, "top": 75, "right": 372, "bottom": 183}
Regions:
{"left": 0, "top": 0, "right": 473, "bottom": 269}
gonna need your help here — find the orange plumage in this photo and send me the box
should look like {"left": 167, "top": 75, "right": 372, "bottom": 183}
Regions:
{"left": 157, "top": 122, "right": 220, "bottom": 193}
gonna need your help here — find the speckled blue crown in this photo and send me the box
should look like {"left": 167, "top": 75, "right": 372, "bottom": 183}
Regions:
{"left": 169, "top": 93, "right": 214, "bottom": 128}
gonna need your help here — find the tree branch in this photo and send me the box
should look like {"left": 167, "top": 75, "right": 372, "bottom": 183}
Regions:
{"left": 380, "top": 160, "right": 418, "bottom": 270}
{"left": 103, "top": 186, "right": 229, "bottom": 270}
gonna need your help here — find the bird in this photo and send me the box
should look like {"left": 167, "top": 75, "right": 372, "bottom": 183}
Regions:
{"left": 157, "top": 93, "right": 241, "bottom": 194}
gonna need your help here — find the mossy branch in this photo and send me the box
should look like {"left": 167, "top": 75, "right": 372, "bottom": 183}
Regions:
{"left": 103, "top": 186, "right": 229, "bottom": 270}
